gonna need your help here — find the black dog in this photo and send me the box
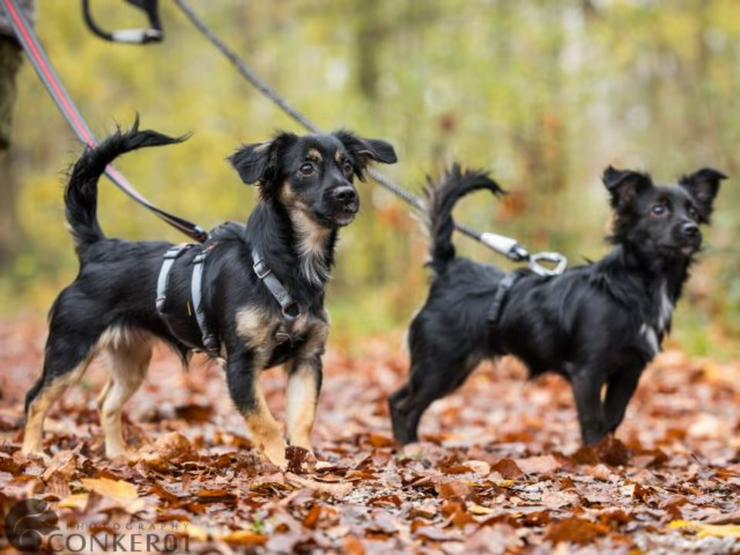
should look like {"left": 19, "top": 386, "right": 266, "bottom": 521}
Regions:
{"left": 390, "top": 164, "right": 725, "bottom": 446}
{"left": 22, "top": 121, "right": 397, "bottom": 467}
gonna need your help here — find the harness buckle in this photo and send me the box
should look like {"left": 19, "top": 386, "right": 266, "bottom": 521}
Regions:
{"left": 253, "top": 259, "right": 272, "bottom": 280}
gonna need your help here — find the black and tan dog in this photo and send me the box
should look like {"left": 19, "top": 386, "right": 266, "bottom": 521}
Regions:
{"left": 390, "top": 165, "right": 725, "bottom": 446}
{"left": 21, "top": 121, "right": 396, "bottom": 467}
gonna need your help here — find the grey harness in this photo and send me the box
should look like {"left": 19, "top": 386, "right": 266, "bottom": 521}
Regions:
{"left": 251, "top": 249, "right": 302, "bottom": 344}
{"left": 486, "top": 273, "right": 521, "bottom": 325}
{"left": 155, "top": 244, "right": 302, "bottom": 355}
{"left": 155, "top": 243, "right": 219, "bottom": 356}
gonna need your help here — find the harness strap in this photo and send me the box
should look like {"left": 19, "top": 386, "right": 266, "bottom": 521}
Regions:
{"left": 251, "top": 249, "right": 301, "bottom": 321}
{"left": 487, "top": 273, "right": 520, "bottom": 325}
{"left": 192, "top": 247, "right": 219, "bottom": 356}
{"left": 154, "top": 244, "right": 219, "bottom": 356}
{"left": 155, "top": 244, "right": 191, "bottom": 313}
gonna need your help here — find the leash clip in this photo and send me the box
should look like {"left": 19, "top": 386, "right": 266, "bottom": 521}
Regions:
{"left": 528, "top": 252, "right": 568, "bottom": 277}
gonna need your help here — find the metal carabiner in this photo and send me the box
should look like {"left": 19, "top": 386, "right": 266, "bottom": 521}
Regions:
{"left": 82, "top": 0, "right": 163, "bottom": 45}
{"left": 528, "top": 251, "right": 568, "bottom": 277}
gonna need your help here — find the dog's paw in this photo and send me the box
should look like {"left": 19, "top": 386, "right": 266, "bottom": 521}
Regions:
{"left": 262, "top": 440, "right": 288, "bottom": 470}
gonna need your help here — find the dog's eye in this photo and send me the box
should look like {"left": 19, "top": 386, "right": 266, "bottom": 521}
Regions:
{"left": 342, "top": 161, "right": 354, "bottom": 176}
{"left": 687, "top": 206, "right": 698, "bottom": 220}
{"left": 651, "top": 204, "right": 667, "bottom": 216}
{"left": 299, "top": 162, "right": 315, "bottom": 176}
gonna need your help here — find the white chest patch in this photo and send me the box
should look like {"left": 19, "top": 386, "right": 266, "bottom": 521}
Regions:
{"left": 640, "top": 282, "right": 675, "bottom": 356}
{"left": 656, "top": 282, "right": 674, "bottom": 334}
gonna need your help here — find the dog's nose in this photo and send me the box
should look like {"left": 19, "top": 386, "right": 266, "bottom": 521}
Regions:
{"left": 331, "top": 186, "right": 358, "bottom": 206}
{"left": 682, "top": 222, "right": 699, "bottom": 238}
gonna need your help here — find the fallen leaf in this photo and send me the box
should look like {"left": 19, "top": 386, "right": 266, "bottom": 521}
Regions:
{"left": 546, "top": 518, "right": 609, "bottom": 545}
{"left": 515, "top": 455, "right": 561, "bottom": 475}
{"left": 668, "top": 520, "right": 740, "bottom": 539}
{"left": 57, "top": 493, "right": 89, "bottom": 511}
{"left": 79, "top": 477, "right": 145, "bottom": 513}
{"left": 437, "top": 480, "right": 471, "bottom": 500}
{"left": 220, "top": 529, "right": 268, "bottom": 545}
{"left": 492, "top": 459, "right": 524, "bottom": 480}
{"left": 468, "top": 502, "right": 496, "bottom": 515}
{"left": 286, "top": 473, "right": 353, "bottom": 498}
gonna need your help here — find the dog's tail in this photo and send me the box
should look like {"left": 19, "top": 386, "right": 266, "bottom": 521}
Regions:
{"left": 423, "top": 164, "right": 506, "bottom": 275}
{"left": 65, "top": 118, "right": 186, "bottom": 255}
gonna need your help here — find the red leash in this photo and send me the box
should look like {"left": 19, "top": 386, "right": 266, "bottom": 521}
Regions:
{"left": 1, "top": 0, "right": 208, "bottom": 243}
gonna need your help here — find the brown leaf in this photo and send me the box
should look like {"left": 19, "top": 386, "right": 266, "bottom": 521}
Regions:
{"left": 546, "top": 518, "right": 609, "bottom": 545}
{"left": 369, "top": 494, "right": 402, "bottom": 508}
{"left": 515, "top": 455, "right": 561, "bottom": 475}
{"left": 437, "top": 480, "right": 471, "bottom": 500}
{"left": 366, "top": 433, "right": 395, "bottom": 448}
{"left": 342, "top": 535, "right": 366, "bottom": 555}
{"left": 174, "top": 403, "right": 214, "bottom": 423}
{"left": 598, "top": 437, "right": 630, "bottom": 466}
{"left": 463, "top": 460, "right": 491, "bottom": 475}
{"left": 286, "top": 446, "right": 313, "bottom": 474}
{"left": 196, "top": 488, "right": 236, "bottom": 503}
{"left": 410, "top": 502, "right": 438, "bottom": 519}
{"left": 303, "top": 504, "right": 322, "bottom": 529}
{"left": 286, "top": 473, "right": 352, "bottom": 498}
{"left": 491, "top": 458, "right": 524, "bottom": 480}
{"left": 219, "top": 530, "right": 268, "bottom": 546}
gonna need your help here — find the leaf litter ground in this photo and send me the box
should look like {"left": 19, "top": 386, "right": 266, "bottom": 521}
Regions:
{"left": 0, "top": 318, "right": 737, "bottom": 554}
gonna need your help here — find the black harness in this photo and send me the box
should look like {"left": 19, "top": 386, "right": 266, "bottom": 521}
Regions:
{"left": 155, "top": 244, "right": 302, "bottom": 356}
{"left": 487, "top": 273, "right": 521, "bottom": 326}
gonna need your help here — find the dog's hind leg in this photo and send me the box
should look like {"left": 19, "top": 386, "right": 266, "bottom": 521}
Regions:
{"left": 97, "top": 328, "right": 152, "bottom": 458}
{"left": 227, "top": 348, "right": 287, "bottom": 468}
{"left": 390, "top": 352, "right": 481, "bottom": 444}
{"left": 22, "top": 329, "right": 99, "bottom": 456}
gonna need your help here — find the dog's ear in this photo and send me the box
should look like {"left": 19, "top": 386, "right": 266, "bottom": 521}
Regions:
{"left": 229, "top": 142, "right": 272, "bottom": 185}
{"left": 602, "top": 166, "right": 652, "bottom": 210}
{"left": 229, "top": 133, "right": 297, "bottom": 186}
{"left": 679, "top": 168, "right": 726, "bottom": 223}
{"left": 334, "top": 130, "right": 397, "bottom": 178}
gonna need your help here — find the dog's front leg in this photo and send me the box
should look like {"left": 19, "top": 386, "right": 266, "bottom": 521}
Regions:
{"left": 226, "top": 349, "right": 287, "bottom": 468}
{"left": 604, "top": 368, "right": 642, "bottom": 433}
{"left": 284, "top": 321, "right": 327, "bottom": 454}
{"left": 571, "top": 370, "right": 608, "bottom": 446}
{"left": 285, "top": 353, "right": 323, "bottom": 454}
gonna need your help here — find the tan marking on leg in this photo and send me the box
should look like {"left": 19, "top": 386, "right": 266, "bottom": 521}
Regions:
{"left": 285, "top": 364, "right": 319, "bottom": 451}
{"left": 96, "top": 379, "right": 112, "bottom": 411}
{"left": 22, "top": 364, "right": 89, "bottom": 456}
{"left": 284, "top": 319, "right": 328, "bottom": 453}
{"left": 243, "top": 378, "right": 286, "bottom": 468}
{"left": 98, "top": 329, "right": 152, "bottom": 458}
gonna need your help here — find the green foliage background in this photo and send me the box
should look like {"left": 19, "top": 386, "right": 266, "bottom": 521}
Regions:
{"left": 2, "top": 1, "right": 738, "bottom": 357}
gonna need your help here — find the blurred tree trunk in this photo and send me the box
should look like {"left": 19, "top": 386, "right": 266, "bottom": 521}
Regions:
{"left": 354, "top": 0, "right": 383, "bottom": 100}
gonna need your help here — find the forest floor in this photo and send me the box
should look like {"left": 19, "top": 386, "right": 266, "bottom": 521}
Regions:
{"left": 0, "top": 317, "right": 738, "bottom": 554}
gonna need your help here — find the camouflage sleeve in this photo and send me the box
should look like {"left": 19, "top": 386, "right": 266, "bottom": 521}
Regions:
{"left": 0, "top": 36, "right": 22, "bottom": 150}
{"left": 0, "top": 0, "right": 36, "bottom": 38}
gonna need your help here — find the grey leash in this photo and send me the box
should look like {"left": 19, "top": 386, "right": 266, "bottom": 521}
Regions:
{"left": 172, "top": 0, "right": 567, "bottom": 277}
